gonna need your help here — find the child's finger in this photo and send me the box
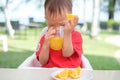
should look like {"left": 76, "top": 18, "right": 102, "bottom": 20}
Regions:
{"left": 73, "top": 15, "right": 79, "bottom": 26}
{"left": 69, "top": 19, "right": 74, "bottom": 28}
{"left": 48, "top": 26, "right": 54, "bottom": 32}
{"left": 48, "top": 27, "right": 55, "bottom": 33}
{"left": 45, "top": 27, "right": 55, "bottom": 39}
{"left": 63, "top": 21, "right": 69, "bottom": 29}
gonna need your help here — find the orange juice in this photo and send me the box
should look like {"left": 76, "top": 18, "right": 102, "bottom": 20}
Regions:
{"left": 50, "top": 37, "right": 63, "bottom": 50}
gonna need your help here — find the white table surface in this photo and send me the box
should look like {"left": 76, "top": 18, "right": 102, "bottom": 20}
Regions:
{"left": 0, "top": 68, "right": 120, "bottom": 80}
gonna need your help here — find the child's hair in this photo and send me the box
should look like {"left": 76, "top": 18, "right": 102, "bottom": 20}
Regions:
{"left": 44, "top": 0, "right": 72, "bottom": 15}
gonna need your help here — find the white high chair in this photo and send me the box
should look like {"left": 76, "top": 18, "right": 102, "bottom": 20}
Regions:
{"left": 18, "top": 27, "right": 93, "bottom": 70}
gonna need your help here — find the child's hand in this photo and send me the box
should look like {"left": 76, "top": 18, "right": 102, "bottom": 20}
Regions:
{"left": 44, "top": 27, "right": 56, "bottom": 45}
{"left": 64, "top": 15, "right": 79, "bottom": 35}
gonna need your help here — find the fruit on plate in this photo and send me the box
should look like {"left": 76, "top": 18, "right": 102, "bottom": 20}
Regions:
{"left": 76, "top": 66, "right": 81, "bottom": 76}
{"left": 55, "top": 69, "right": 68, "bottom": 79}
{"left": 70, "top": 66, "right": 81, "bottom": 78}
{"left": 55, "top": 66, "right": 81, "bottom": 79}
{"left": 69, "top": 70, "right": 78, "bottom": 78}
{"left": 66, "top": 13, "right": 75, "bottom": 20}
{"left": 68, "top": 69, "right": 73, "bottom": 77}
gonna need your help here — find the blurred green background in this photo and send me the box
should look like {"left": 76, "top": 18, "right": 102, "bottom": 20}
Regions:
{"left": 0, "top": 0, "right": 120, "bottom": 70}
{"left": 0, "top": 27, "right": 120, "bottom": 70}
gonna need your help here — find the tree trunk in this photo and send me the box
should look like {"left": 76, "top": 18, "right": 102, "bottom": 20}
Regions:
{"left": 1, "top": 0, "right": 15, "bottom": 38}
{"left": 108, "top": 0, "right": 116, "bottom": 20}
{"left": 90, "top": 0, "right": 100, "bottom": 39}
{"left": 4, "top": 7, "right": 15, "bottom": 38}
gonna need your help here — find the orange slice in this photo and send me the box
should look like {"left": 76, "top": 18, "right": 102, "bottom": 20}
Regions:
{"left": 68, "top": 69, "right": 73, "bottom": 77}
{"left": 66, "top": 14, "right": 75, "bottom": 20}
{"left": 55, "top": 66, "right": 81, "bottom": 79}
{"left": 70, "top": 66, "right": 81, "bottom": 78}
{"left": 70, "top": 70, "right": 79, "bottom": 78}
{"left": 55, "top": 69, "right": 68, "bottom": 79}
{"left": 75, "top": 66, "right": 81, "bottom": 76}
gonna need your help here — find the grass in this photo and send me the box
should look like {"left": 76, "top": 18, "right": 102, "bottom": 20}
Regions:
{"left": 83, "top": 34, "right": 120, "bottom": 70}
{"left": 0, "top": 28, "right": 42, "bottom": 68}
{"left": 0, "top": 28, "right": 120, "bottom": 69}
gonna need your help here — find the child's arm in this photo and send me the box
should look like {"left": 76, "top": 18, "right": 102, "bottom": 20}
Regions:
{"left": 63, "top": 32, "right": 74, "bottom": 57}
{"left": 39, "top": 27, "right": 55, "bottom": 65}
{"left": 38, "top": 41, "right": 49, "bottom": 66}
{"left": 62, "top": 15, "right": 79, "bottom": 57}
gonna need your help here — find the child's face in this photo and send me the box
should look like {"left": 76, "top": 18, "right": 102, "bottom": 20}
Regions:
{"left": 45, "top": 8, "right": 68, "bottom": 29}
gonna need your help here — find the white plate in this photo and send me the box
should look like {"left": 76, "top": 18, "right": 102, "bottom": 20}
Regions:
{"left": 51, "top": 69, "right": 93, "bottom": 80}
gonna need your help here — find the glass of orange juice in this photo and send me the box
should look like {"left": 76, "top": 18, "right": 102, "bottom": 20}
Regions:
{"left": 50, "top": 26, "right": 63, "bottom": 50}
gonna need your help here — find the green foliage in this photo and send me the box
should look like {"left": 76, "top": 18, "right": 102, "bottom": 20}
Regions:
{"left": 39, "top": 22, "right": 47, "bottom": 27}
{"left": 31, "top": 22, "right": 47, "bottom": 27}
{"left": 0, "top": 7, "right": 4, "bottom": 12}
{"left": 107, "top": 19, "right": 120, "bottom": 28}
{"left": 102, "top": 0, "right": 120, "bottom": 16}
{"left": 100, "top": 22, "right": 108, "bottom": 29}
{"left": 107, "top": 19, "right": 114, "bottom": 27}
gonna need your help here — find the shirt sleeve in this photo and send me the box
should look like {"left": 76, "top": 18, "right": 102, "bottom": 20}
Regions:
{"left": 35, "top": 35, "right": 44, "bottom": 61}
{"left": 72, "top": 31, "right": 83, "bottom": 56}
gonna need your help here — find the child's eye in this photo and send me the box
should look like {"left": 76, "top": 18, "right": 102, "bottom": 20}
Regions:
{"left": 49, "top": 25, "right": 54, "bottom": 27}
{"left": 60, "top": 23, "right": 65, "bottom": 26}
{"left": 50, "top": 25, "right": 54, "bottom": 26}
